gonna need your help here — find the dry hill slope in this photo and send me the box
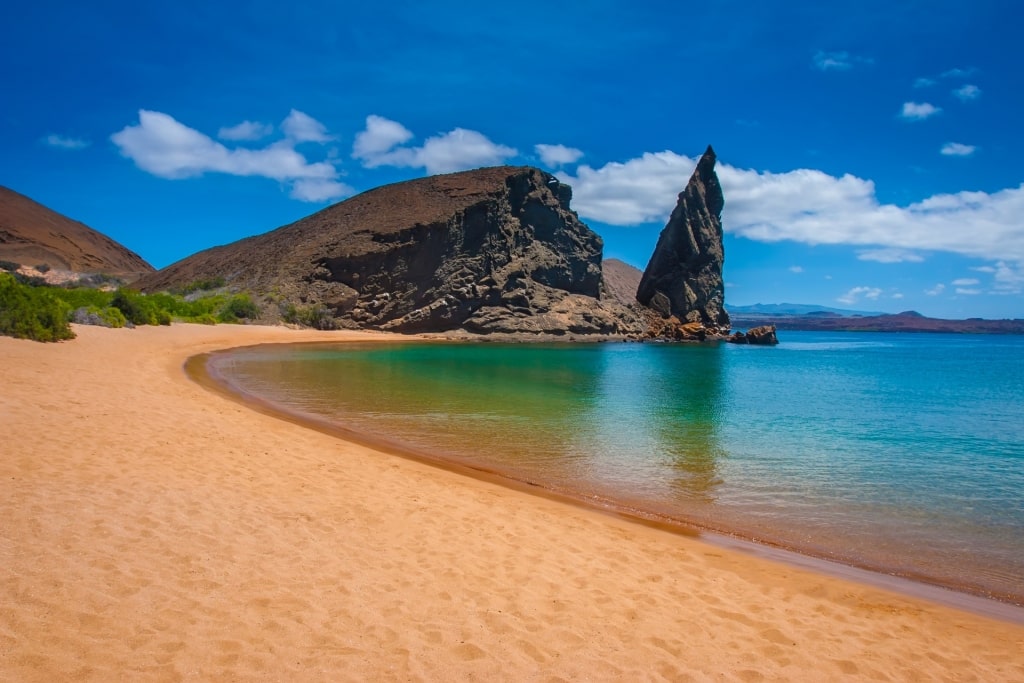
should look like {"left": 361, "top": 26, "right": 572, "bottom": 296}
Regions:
{"left": 0, "top": 185, "right": 153, "bottom": 276}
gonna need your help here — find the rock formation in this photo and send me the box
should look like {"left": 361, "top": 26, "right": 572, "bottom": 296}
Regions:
{"left": 138, "top": 167, "right": 643, "bottom": 336}
{"left": 0, "top": 185, "right": 153, "bottom": 277}
{"left": 636, "top": 145, "right": 729, "bottom": 331}
{"left": 727, "top": 325, "right": 779, "bottom": 346}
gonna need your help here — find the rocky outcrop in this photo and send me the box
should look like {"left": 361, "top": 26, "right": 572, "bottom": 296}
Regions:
{"left": 636, "top": 146, "right": 729, "bottom": 332}
{"left": 727, "top": 325, "right": 778, "bottom": 346}
{"left": 0, "top": 185, "right": 153, "bottom": 277}
{"left": 138, "top": 167, "right": 643, "bottom": 336}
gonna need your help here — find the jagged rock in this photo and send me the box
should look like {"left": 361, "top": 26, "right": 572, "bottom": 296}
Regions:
{"left": 727, "top": 325, "right": 778, "bottom": 346}
{"left": 636, "top": 145, "right": 729, "bottom": 330}
{"left": 138, "top": 167, "right": 643, "bottom": 337}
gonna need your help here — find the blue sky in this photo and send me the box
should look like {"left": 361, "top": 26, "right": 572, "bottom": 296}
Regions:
{"left": 3, "top": 0, "right": 1022, "bottom": 318}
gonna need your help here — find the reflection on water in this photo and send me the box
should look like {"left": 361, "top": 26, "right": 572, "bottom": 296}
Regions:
{"left": 212, "top": 334, "right": 1024, "bottom": 604}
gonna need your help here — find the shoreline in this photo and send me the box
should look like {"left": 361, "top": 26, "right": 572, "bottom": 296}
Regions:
{"left": 199, "top": 341, "right": 1024, "bottom": 622}
{"left": 3, "top": 323, "right": 1023, "bottom": 680}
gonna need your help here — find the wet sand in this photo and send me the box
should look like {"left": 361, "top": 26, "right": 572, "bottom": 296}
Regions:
{"left": 2, "top": 323, "right": 1023, "bottom": 681}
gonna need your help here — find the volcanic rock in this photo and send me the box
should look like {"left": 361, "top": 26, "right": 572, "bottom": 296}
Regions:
{"left": 0, "top": 185, "right": 153, "bottom": 277}
{"left": 636, "top": 145, "right": 729, "bottom": 330}
{"left": 727, "top": 325, "right": 779, "bottom": 346}
{"left": 138, "top": 167, "right": 643, "bottom": 336}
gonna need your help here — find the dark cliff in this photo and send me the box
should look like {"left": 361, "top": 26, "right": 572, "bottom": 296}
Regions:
{"left": 636, "top": 146, "right": 729, "bottom": 330}
{"left": 138, "top": 167, "right": 642, "bottom": 336}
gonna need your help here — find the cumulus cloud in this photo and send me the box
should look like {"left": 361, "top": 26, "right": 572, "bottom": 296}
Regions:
{"left": 351, "top": 115, "right": 516, "bottom": 175}
{"left": 990, "top": 261, "right": 1024, "bottom": 295}
{"left": 281, "top": 109, "right": 333, "bottom": 143}
{"left": 925, "top": 284, "right": 946, "bottom": 296}
{"left": 111, "top": 110, "right": 351, "bottom": 202}
{"left": 942, "top": 67, "right": 976, "bottom": 79}
{"left": 44, "top": 134, "right": 90, "bottom": 150}
{"left": 352, "top": 115, "right": 414, "bottom": 164}
{"left": 557, "top": 150, "right": 1024, "bottom": 267}
{"left": 218, "top": 120, "right": 273, "bottom": 141}
{"left": 535, "top": 144, "right": 584, "bottom": 167}
{"left": 956, "top": 288, "right": 981, "bottom": 295}
{"left": 953, "top": 84, "right": 981, "bottom": 102}
{"left": 913, "top": 77, "right": 936, "bottom": 88}
{"left": 857, "top": 248, "right": 924, "bottom": 263}
{"left": 952, "top": 278, "right": 980, "bottom": 286}
{"left": 813, "top": 51, "right": 871, "bottom": 71}
{"left": 837, "top": 286, "right": 882, "bottom": 305}
{"left": 900, "top": 102, "right": 941, "bottom": 120}
{"left": 940, "top": 142, "right": 977, "bottom": 157}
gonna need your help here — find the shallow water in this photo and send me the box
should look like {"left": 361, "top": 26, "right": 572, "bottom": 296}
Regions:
{"left": 210, "top": 331, "right": 1024, "bottom": 604}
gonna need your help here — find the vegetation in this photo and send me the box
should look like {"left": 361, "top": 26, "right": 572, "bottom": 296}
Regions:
{"left": 281, "top": 302, "right": 339, "bottom": 330}
{"left": 0, "top": 260, "right": 19, "bottom": 272}
{"left": 171, "top": 276, "right": 227, "bottom": 295}
{"left": 0, "top": 274, "right": 272, "bottom": 342}
{"left": 0, "top": 273, "right": 75, "bottom": 341}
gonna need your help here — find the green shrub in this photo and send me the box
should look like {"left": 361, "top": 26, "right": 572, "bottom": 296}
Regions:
{"left": 111, "top": 289, "right": 171, "bottom": 326}
{"left": 217, "top": 294, "right": 260, "bottom": 323}
{"left": 0, "top": 273, "right": 74, "bottom": 342}
{"left": 71, "top": 305, "right": 127, "bottom": 328}
{"left": 172, "top": 276, "right": 227, "bottom": 295}
{"left": 281, "top": 302, "right": 338, "bottom": 330}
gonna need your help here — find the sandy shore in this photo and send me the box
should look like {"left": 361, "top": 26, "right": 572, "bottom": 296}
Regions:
{"left": 2, "top": 324, "right": 1023, "bottom": 681}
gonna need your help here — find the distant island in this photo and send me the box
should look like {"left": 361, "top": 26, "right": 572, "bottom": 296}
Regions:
{"left": 728, "top": 304, "right": 1024, "bottom": 334}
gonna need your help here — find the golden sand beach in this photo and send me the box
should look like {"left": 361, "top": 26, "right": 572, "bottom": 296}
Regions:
{"left": 2, "top": 323, "right": 1023, "bottom": 681}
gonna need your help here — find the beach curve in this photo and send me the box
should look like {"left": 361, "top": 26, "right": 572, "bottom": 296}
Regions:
{"left": 2, "top": 323, "right": 1023, "bottom": 681}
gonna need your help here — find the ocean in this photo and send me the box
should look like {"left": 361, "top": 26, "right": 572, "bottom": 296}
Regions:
{"left": 208, "top": 331, "right": 1024, "bottom": 605}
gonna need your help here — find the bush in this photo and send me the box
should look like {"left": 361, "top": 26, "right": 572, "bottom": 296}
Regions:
{"left": 173, "top": 276, "right": 227, "bottom": 295}
{"left": 217, "top": 294, "right": 261, "bottom": 323}
{"left": 71, "top": 305, "right": 127, "bottom": 328}
{"left": 281, "top": 302, "right": 338, "bottom": 330}
{"left": 0, "top": 273, "right": 74, "bottom": 342}
{"left": 111, "top": 289, "right": 171, "bottom": 326}
{"left": 0, "top": 260, "right": 19, "bottom": 272}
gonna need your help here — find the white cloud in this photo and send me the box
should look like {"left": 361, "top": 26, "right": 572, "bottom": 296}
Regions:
{"left": 44, "top": 134, "right": 90, "bottom": 150}
{"left": 837, "top": 286, "right": 882, "bottom": 304}
{"left": 788, "top": 265, "right": 803, "bottom": 273}
{"left": 990, "top": 261, "right": 1024, "bottom": 295}
{"left": 914, "top": 77, "right": 936, "bottom": 88}
{"left": 953, "top": 84, "right": 981, "bottom": 101}
{"left": 900, "top": 102, "right": 941, "bottom": 120}
{"left": 892, "top": 292, "right": 905, "bottom": 299}
{"left": 941, "top": 142, "right": 976, "bottom": 157}
{"left": 218, "top": 120, "right": 273, "bottom": 141}
{"left": 557, "top": 150, "right": 1024, "bottom": 267}
{"left": 535, "top": 143, "right": 584, "bottom": 167}
{"left": 956, "top": 288, "right": 981, "bottom": 295}
{"left": 111, "top": 110, "right": 350, "bottom": 202}
{"left": 290, "top": 178, "right": 353, "bottom": 202}
{"left": 352, "top": 115, "right": 414, "bottom": 163}
{"left": 942, "top": 67, "right": 976, "bottom": 79}
{"left": 813, "top": 51, "right": 871, "bottom": 71}
{"left": 952, "top": 278, "right": 980, "bottom": 286}
{"left": 351, "top": 115, "right": 517, "bottom": 175}
{"left": 857, "top": 248, "right": 924, "bottom": 263}
{"left": 925, "top": 284, "right": 946, "bottom": 296}
{"left": 281, "top": 109, "right": 333, "bottom": 143}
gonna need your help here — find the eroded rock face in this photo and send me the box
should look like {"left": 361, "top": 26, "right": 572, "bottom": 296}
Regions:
{"left": 636, "top": 145, "right": 729, "bottom": 330}
{"left": 139, "top": 167, "right": 642, "bottom": 336}
{"left": 727, "top": 325, "right": 779, "bottom": 346}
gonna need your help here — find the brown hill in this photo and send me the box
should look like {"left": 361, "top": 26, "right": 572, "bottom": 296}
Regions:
{"left": 139, "top": 167, "right": 645, "bottom": 336}
{"left": 0, "top": 186, "right": 153, "bottom": 276}
{"left": 732, "top": 310, "right": 1024, "bottom": 334}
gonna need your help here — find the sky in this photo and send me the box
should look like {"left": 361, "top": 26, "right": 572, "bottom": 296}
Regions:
{"left": 3, "top": 0, "right": 1023, "bottom": 319}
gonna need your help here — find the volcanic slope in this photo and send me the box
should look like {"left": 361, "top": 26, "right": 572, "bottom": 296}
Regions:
{"left": 138, "top": 166, "right": 644, "bottom": 336}
{"left": 0, "top": 186, "right": 152, "bottom": 276}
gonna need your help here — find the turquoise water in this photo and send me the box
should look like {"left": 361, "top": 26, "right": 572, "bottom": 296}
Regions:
{"left": 210, "top": 332, "right": 1024, "bottom": 604}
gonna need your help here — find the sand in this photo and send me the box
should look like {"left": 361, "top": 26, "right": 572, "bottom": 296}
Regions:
{"left": 2, "top": 323, "right": 1023, "bottom": 682}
